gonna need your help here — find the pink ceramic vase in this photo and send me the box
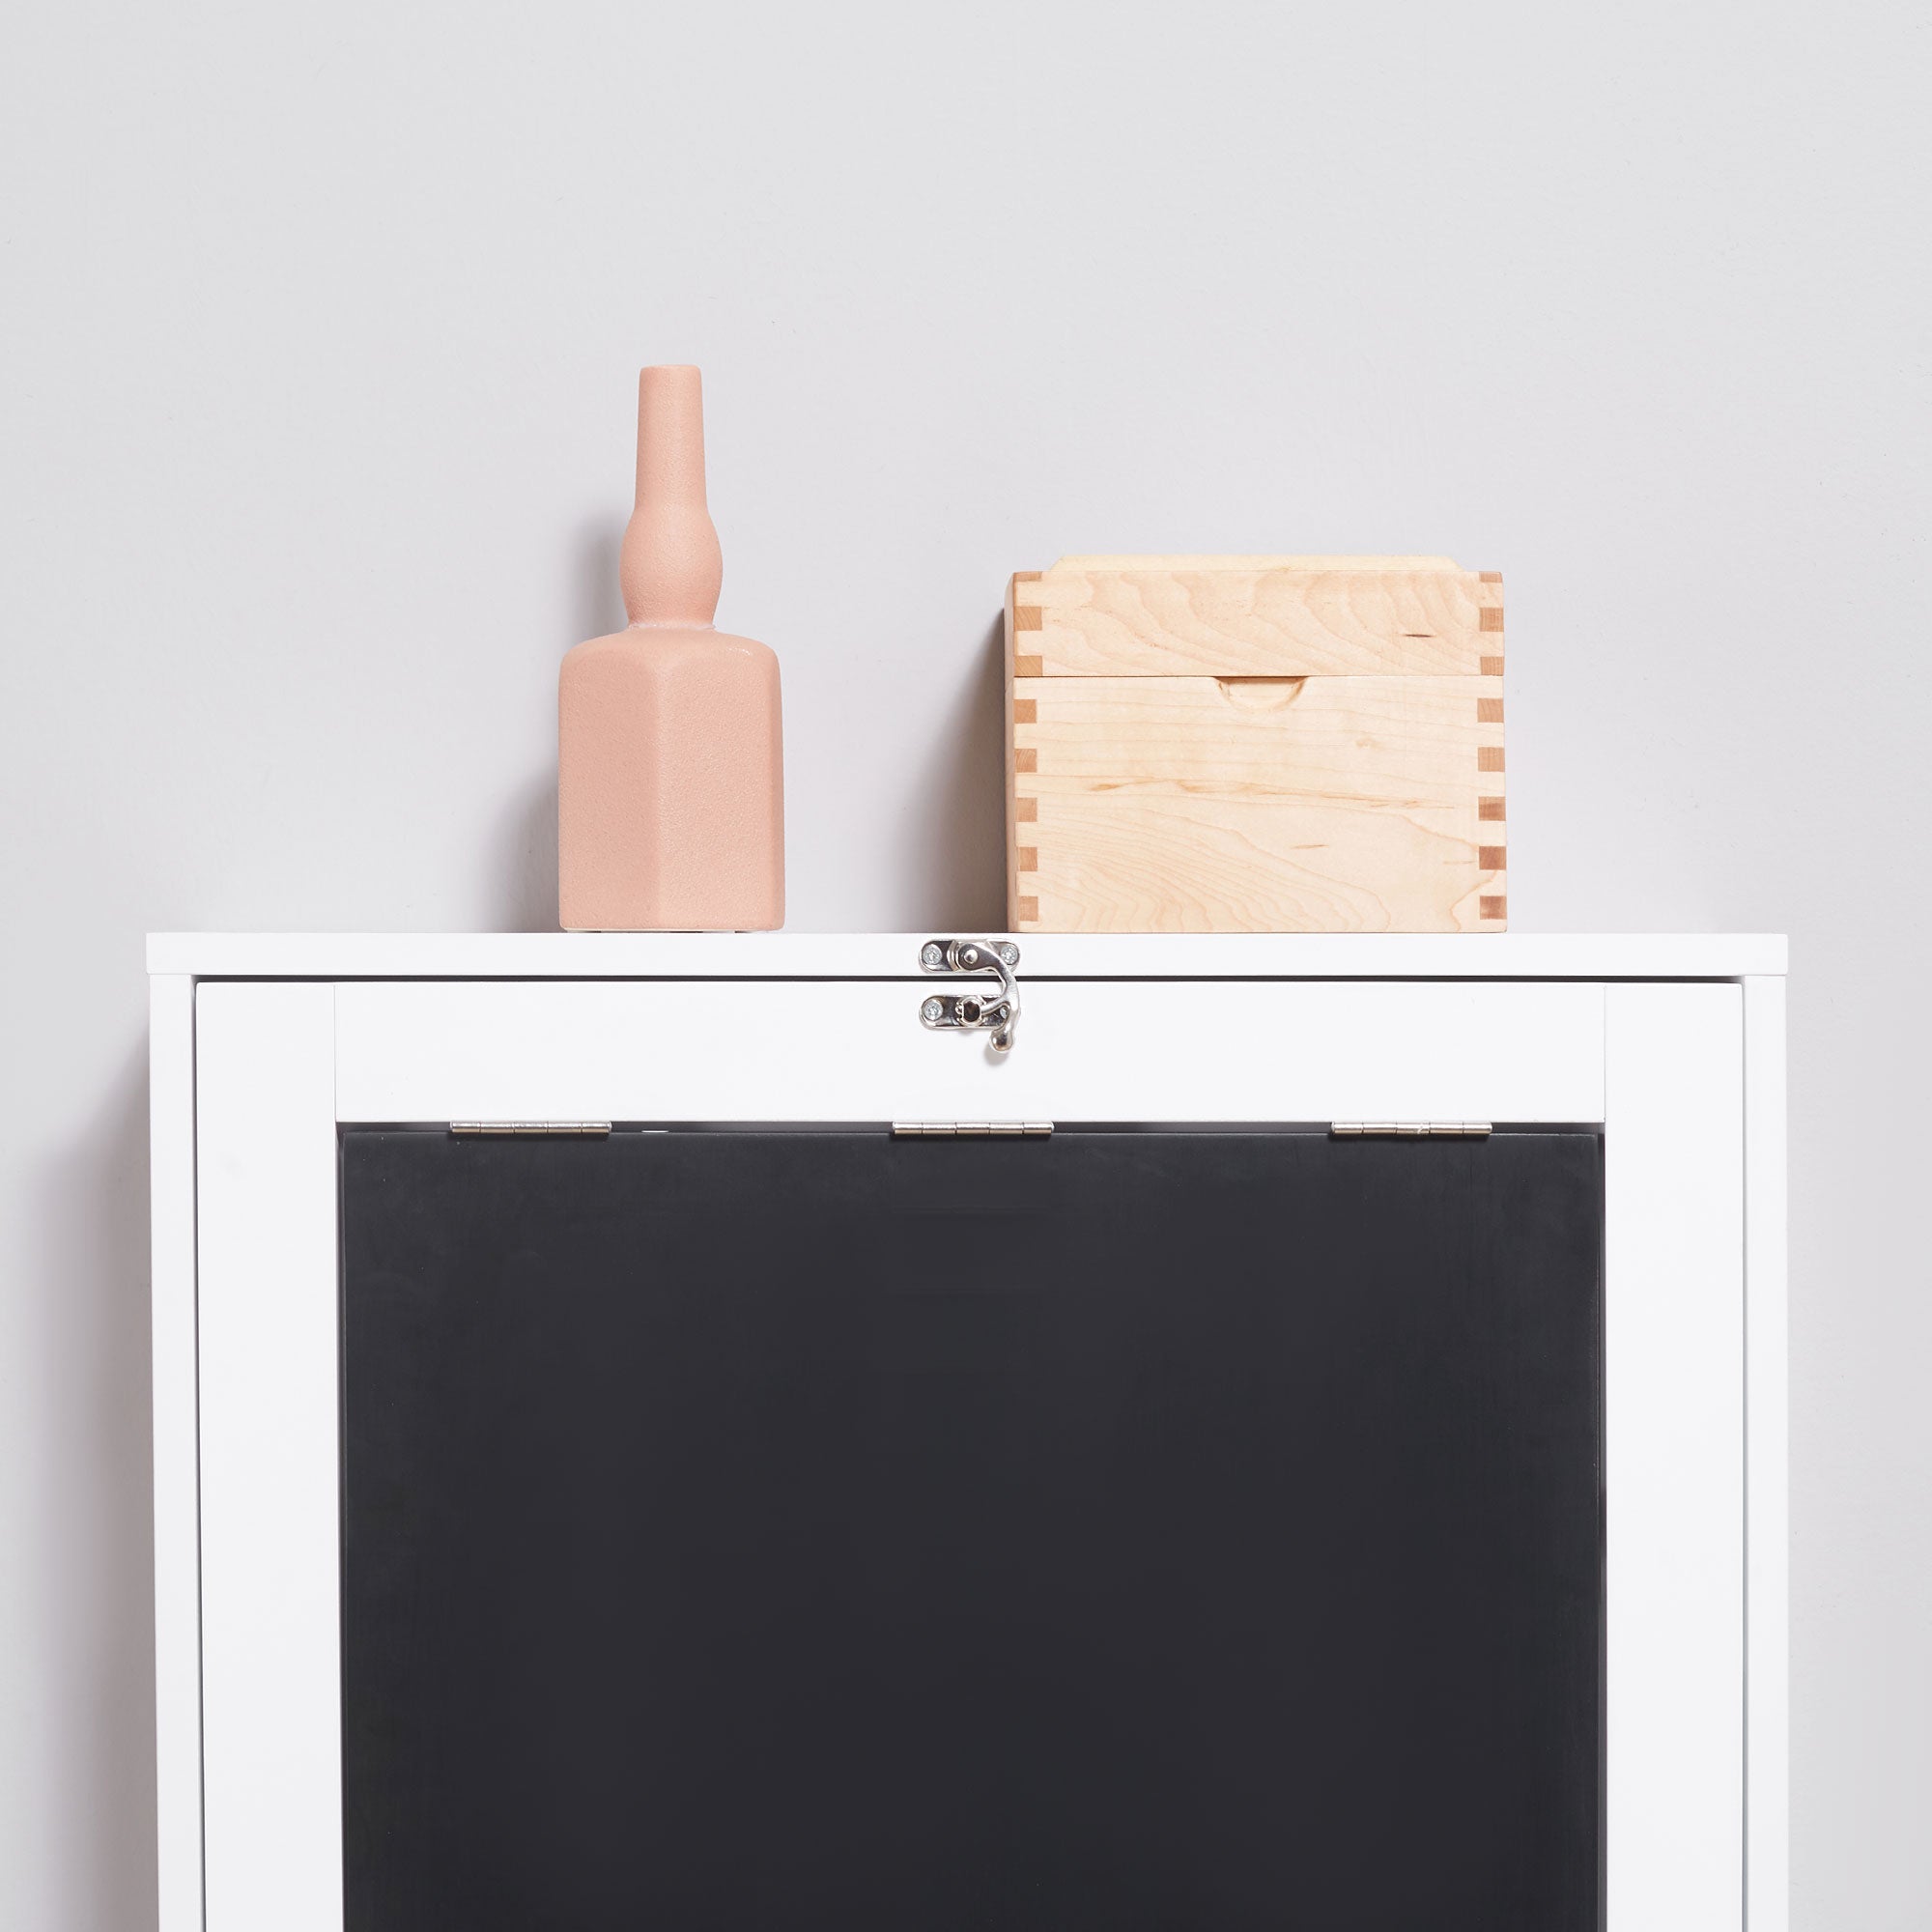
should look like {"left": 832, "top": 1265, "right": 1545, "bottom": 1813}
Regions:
{"left": 558, "top": 366, "right": 784, "bottom": 930}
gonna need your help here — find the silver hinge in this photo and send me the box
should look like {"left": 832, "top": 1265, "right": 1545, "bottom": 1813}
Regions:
{"left": 1329, "top": 1122, "right": 1492, "bottom": 1138}
{"left": 892, "top": 1122, "right": 1053, "bottom": 1138}
{"left": 918, "top": 937, "right": 1022, "bottom": 1053}
{"left": 449, "top": 1121, "right": 612, "bottom": 1137}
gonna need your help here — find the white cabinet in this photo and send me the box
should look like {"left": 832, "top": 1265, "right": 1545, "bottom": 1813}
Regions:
{"left": 150, "top": 933, "right": 1787, "bottom": 1932}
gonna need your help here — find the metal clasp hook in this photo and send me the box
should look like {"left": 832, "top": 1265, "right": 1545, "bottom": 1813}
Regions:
{"left": 917, "top": 938, "right": 1021, "bottom": 1053}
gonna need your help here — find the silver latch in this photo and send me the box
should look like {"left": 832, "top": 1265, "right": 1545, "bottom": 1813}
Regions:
{"left": 1329, "top": 1122, "right": 1492, "bottom": 1138}
{"left": 918, "top": 937, "right": 1021, "bottom": 1053}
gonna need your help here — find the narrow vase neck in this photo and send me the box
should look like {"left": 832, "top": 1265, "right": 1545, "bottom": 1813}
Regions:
{"left": 619, "top": 365, "right": 723, "bottom": 627}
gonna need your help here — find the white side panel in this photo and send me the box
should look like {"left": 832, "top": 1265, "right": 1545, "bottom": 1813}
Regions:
{"left": 1744, "top": 976, "right": 1789, "bottom": 1931}
{"left": 335, "top": 979, "right": 1606, "bottom": 1123}
{"left": 1605, "top": 983, "right": 1746, "bottom": 1930}
{"left": 195, "top": 983, "right": 341, "bottom": 1932}
{"left": 150, "top": 975, "right": 202, "bottom": 1932}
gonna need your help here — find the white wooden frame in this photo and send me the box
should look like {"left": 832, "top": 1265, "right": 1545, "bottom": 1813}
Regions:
{"left": 150, "top": 934, "right": 1788, "bottom": 1932}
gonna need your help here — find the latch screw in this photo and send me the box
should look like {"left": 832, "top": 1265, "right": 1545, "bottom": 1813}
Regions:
{"left": 921, "top": 943, "right": 945, "bottom": 968}
{"left": 921, "top": 997, "right": 945, "bottom": 1023}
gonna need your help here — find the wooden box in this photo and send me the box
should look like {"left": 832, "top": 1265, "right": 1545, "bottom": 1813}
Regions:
{"left": 1004, "top": 556, "right": 1507, "bottom": 932}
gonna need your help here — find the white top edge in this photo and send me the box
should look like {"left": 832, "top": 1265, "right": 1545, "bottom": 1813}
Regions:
{"left": 146, "top": 932, "right": 1789, "bottom": 980}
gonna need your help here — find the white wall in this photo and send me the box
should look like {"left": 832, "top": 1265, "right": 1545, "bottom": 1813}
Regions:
{"left": 1, "top": 4, "right": 1924, "bottom": 1925}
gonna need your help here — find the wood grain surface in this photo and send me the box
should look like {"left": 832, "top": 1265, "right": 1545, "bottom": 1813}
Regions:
{"left": 1006, "top": 557, "right": 1505, "bottom": 933}
{"left": 1016, "top": 561, "right": 1501, "bottom": 678}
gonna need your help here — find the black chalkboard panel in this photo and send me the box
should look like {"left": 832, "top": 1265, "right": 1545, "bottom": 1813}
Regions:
{"left": 341, "top": 1128, "right": 1602, "bottom": 1931}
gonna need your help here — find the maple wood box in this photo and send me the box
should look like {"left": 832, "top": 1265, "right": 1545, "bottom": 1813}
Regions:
{"left": 1004, "top": 557, "right": 1507, "bottom": 933}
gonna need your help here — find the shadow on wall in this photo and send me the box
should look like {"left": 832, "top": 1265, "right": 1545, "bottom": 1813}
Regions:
{"left": 495, "top": 775, "right": 559, "bottom": 932}
{"left": 891, "top": 614, "right": 1009, "bottom": 934}
{"left": 38, "top": 1038, "right": 158, "bottom": 1927}
{"left": 491, "top": 518, "right": 630, "bottom": 933}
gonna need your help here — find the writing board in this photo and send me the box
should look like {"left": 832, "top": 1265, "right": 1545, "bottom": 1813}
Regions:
{"left": 341, "top": 1127, "right": 1602, "bottom": 1929}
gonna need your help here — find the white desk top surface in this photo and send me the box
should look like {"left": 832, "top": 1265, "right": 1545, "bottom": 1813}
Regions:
{"left": 147, "top": 932, "right": 1788, "bottom": 980}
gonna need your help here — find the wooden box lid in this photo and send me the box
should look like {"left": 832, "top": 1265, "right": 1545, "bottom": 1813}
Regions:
{"left": 1011, "top": 556, "right": 1504, "bottom": 680}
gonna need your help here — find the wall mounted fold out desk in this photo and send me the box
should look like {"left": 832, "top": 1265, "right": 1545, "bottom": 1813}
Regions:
{"left": 148, "top": 932, "right": 1788, "bottom": 1932}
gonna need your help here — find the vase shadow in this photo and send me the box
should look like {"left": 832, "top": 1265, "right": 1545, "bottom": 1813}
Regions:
{"left": 894, "top": 614, "right": 1007, "bottom": 933}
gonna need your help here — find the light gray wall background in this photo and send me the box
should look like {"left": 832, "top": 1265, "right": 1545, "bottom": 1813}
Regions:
{"left": 2, "top": 3, "right": 1925, "bottom": 1925}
